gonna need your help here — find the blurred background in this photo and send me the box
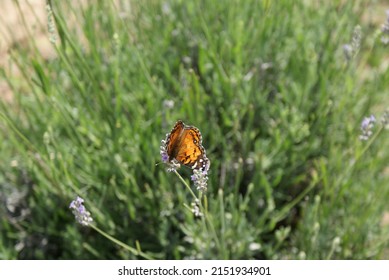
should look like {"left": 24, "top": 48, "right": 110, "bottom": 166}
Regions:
{"left": 0, "top": 0, "right": 388, "bottom": 259}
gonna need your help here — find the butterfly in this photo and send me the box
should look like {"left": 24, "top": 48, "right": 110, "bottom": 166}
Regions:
{"left": 164, "top": 120, "right": 210, "bottom": 172}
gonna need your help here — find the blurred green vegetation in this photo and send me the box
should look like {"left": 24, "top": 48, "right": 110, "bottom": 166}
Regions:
{"left": 0, "top": 0, "right": 388, "bottom": 259}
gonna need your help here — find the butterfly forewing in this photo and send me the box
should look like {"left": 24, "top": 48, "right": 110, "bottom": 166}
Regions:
{"left": 166, "top": 121, "right": 185, "bottom": 161}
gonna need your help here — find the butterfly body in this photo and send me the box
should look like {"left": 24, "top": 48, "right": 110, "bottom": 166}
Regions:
{"left": 165, "top": 120, "right": 210, "bottom": 171}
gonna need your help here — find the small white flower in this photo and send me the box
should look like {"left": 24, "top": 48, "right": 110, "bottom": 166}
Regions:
{"left": 191, "top": 199, "right": 203, "bottom": 218}
{"left": 191, "top": 168, "right": 209, "bottom": 193}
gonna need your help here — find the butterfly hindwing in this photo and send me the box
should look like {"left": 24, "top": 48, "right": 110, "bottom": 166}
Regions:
{"left": 176, "top": 128, "right": 203, "bottom": 166}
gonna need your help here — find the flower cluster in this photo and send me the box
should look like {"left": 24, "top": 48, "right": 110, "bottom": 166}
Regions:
{"left": 160, "top": 138, "right": 180, "bottom": 172}
{"left": 191, "top": 168, "right": 209, "bottom": 193}
{"left": 69, "top": 196, "right": 93, "bottom": 226}
{"left": 46, "top": 4, "right": 57, "bottom": 44}
{"left": 359, "top": 114, "right": 376, "bottom": 141}
{"left": 342, "top": 44, "right": 353, "bottom": 61}
{"left": 191, "top": 199, "right": 203, "bottom": 218}
{"left": 343, "top": 25, "right": 362, "bottom": 61}
{"left": 381, "top": 10, "right": 389, "bottom": 45}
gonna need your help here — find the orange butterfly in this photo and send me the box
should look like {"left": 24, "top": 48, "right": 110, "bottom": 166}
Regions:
{"left": 163, "top": 120, "right": 210, "bottom": 172}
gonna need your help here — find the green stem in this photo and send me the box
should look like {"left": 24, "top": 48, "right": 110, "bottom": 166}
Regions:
{"left": 173, "top": 170, "right": 197, "bottom": 200}
{"left": 356, "top": 125, "right": 383, "bottom": 163}
{"left": 325, "top": 237, "right": 340, "bottom": 260}
{"left": 335, "top": 124, "right": 384, "bottom": 189}
{"left": 89, "top": 224, "right": 153, "bottom": 260}
{"left": 0, "top": 112, "right": 38, "bottom": 153}
{"left": 269, "top": 176, "right": 318, "bottom": 229}
{"left": 202, "top": 194, "right": 224, "bottom": 258}
{"left": 173, "top": 170, "right": 223, "bottom": 257}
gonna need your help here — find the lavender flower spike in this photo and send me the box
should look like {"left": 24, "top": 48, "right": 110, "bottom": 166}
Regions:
{"left": 69, "top": 196, "right": 93, "bottom": 226}
{"left": 359, "top": 114, "right": 376, "bottom": 141}
{"left": 191, "top": 168, "right": 209, "bottom": 193}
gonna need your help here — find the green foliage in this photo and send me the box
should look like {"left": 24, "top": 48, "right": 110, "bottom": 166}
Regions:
{"left": 0, "top": 0, "right": 388, "bottom": 259}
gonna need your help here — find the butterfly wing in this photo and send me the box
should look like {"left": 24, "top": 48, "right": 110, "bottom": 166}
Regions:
{"left": 175, "top": 127, "right": 210, "bottom": 171}
{"left": 166, "top": 120, "right": 185, "bottom": 161}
